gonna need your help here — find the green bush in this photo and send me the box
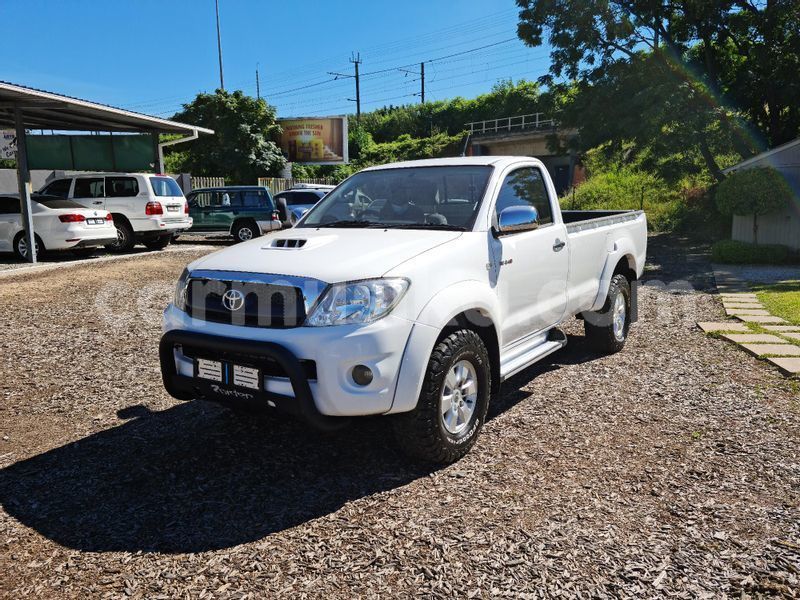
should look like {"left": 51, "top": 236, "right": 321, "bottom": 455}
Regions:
{"left": 562, "top": 168, "right": 683, "bottom": 231}
{"left": 711, "top": 240, "right": 791, "bottom": 264}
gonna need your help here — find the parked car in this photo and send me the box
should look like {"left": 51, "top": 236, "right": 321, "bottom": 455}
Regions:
{"left": 160, "top": 157, "right": 647, "bottom": 463}
{"left": 186, "top": 186, "right": 280, "bottom": 242}
{"left": 39, "top": 173, "right": 192, "bottom": 252}
{"left": 0, "top": 194, "right": 116, "bottom": 260}
{"left": 274, "top": 184, "right": 335, "bottom": 226}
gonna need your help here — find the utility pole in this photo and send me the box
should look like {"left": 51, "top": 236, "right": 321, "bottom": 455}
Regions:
{"left": 330, "top": 52, "right": 362, "bottom": 122}
{"left": 215, "top": 0, "right": 225, "bottom": 90}
{"left": 420, "top": 62, "right": 425, "bottom": 104}
{"left": 351, "top": 53, "right": 362, "bottom": 122}
{"left": 256, "top": 63, "right": 261, "bottom": 100}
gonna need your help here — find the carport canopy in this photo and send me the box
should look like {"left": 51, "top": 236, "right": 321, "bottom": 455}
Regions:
{"left": 0, "top": 80, "right": 214, "bottom": 263}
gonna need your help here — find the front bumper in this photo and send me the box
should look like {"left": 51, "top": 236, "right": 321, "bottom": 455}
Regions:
{"left": 161, "top": 305, "right": 418, "bottom": 418}
{"left": 160, "top": 330, "right": 341, "bottom": 430}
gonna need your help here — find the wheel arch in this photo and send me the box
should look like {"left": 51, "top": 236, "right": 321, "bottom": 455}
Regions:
{"left": 110, "top": 212, "right": 132, "bottom": 230}
{"left": 390, "top": 282, "right": 503, "bottom": 415}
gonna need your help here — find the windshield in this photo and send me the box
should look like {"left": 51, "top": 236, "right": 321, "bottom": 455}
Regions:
{"left": 299, "top": 166, "right": 492, "bottom": 230}
{"left": 150, "top": 176, "right": 184, "bottom": 197}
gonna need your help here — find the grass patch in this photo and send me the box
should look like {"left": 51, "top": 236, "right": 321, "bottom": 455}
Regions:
{"left": 750, "top": 281, "right": 800, "bottom": 326}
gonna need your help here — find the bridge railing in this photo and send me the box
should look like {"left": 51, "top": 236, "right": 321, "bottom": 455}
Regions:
{"left": 466, "top": 113, "right": 556, "bottom": 135}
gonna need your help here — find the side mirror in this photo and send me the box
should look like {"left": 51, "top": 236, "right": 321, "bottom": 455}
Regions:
{"left": 497, "top": 205, "right": 539, "bottom": 235}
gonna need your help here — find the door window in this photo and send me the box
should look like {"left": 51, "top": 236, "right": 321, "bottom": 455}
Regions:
{"left": 192, "top": 191, "right": 226, "bottom": 208}
{"left": 495, "top": 168, "right": 553, "bottom": 226}
{"left": 73, "top": 178, "right": 105, "bottom": 199}
{"left": 40, "top": 178, "right": 72, "bottom": 198}
{"left": 0, "top": 197, "right": 20, "bottom": 214}
{"left": 106, "top": 177, "right": 139, "bottom": 197}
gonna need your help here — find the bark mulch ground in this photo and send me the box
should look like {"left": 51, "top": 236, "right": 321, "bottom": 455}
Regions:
{"left": 0, "top": 235, "right": 798, "bottom": 598}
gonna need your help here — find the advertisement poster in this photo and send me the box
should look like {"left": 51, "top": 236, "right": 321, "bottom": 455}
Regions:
{"left": 278, "top": 117, "right": 348, "bottom": 165}
{"left": 0, "top": 130, "right": 17, "bottom": 160}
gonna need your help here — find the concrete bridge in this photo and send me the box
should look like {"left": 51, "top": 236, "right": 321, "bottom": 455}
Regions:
{"left": 465, "top": 113, "right": 583, "bottom": 196}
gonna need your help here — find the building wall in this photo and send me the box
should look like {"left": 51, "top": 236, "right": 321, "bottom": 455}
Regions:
{"left": 0, "top": 169, "right": 55, "bottom": 193}
{"left": 732, "top": 201, "right": 800, "bottom": 250}
{"left": 727, "top": 142, "right": 800, "bottom": 250}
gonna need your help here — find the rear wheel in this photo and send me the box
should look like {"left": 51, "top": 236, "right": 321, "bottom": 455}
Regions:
{"left": 393, "top": 329, "right": 491, "bottom": 464}
{"left": 583, "top": 273, "right": 631, "bottom": 354}
{"left": 106, "top": 220, "right": 135, "bottom": 252}
{"left": 144, "top": 235, "right": 171, "bottom": 251}
{"left": 233, "top": 219, "right": 259, "bottom": 243}
{"left": 13, "top": 232, "right": 44, "bottom": 261}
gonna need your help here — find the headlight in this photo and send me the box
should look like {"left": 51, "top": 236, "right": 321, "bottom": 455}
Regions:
{"left": 174, "top": 268, "right": 190, "bottom": 311}
{"left": 305, "top": 278, "right": 409, "bottom": 326}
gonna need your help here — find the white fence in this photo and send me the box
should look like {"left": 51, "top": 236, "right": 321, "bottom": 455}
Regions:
{"left": 466, "top": 113, "right": 556, "bottom": 135}
{"left": 190, "top": 176, "right": 226, "bottom": 190}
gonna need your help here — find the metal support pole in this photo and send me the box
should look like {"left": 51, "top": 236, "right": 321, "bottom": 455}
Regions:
{"left": 153, "top": 133, "right": 164, "bottom": 173}
{"left": 215, "top": 0, "right": 225, "bottom": 90}
{"left": 14, "top": 106, "right": 36, "bottom": 263}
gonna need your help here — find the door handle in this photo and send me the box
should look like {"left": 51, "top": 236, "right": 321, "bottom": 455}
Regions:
{"left": 553, "top": 239, "right": 566, "bottom": 252}
{"left": 93, "top": 201, "right": 103, "bottom": 205}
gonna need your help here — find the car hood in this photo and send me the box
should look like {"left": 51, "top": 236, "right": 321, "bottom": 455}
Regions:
{"left": 188, "top": 227, "right": 462, "bottom": 283}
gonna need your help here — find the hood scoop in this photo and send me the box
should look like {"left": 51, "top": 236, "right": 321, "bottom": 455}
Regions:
{"left": 269, "top": 238, "right": 307, "bottom": 249}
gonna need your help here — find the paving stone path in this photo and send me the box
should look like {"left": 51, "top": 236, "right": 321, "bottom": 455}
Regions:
{"left": 697, "top": 270, "right": 800, "bottom": 378}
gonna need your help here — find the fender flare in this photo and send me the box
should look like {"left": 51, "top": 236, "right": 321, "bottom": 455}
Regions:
{"left": 388, "top": 281, "right": 501, "bottom": 414}
{"left": 589, "top": 236, "right": 639, "bottom": 312}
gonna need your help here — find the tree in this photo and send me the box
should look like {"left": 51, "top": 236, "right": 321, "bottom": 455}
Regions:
{"left": 715, "top": 166, "right": 793, "bottom": 244}
{"left": 168, "top": 90, "right": 285, "bottom": 183}
{"left": 516, "top": 0, "right": 800, "bottom": 178}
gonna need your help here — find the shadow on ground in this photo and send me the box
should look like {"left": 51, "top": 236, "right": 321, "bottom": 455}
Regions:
{"left": 0, "top": 334, "right": 600, "bottom": 554}
{"left": 642, "top": 233, "right": 715, "bottom": 291}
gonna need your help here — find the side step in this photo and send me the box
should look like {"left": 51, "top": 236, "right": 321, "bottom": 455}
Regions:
{"left": 499, "top": 328, "right": 568, "bottom": 381}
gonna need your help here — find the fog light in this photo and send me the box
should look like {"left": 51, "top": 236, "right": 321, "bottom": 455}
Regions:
{"left": 352, "top": 365, "right": 373, "bottom": 386}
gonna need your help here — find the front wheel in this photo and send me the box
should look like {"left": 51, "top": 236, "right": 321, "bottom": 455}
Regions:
{"left": 106, "top": 221, "right": 135, "bottom": 252}
{"left": 393, "top": 329, "right": 491, "bottom": 464}
{"left": 583, "top": 273, "right": 631, "bottom": 354}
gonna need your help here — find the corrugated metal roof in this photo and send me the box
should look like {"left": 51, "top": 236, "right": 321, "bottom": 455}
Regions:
{"left": 0, "top": 80, "right": 213, "bottom": 135}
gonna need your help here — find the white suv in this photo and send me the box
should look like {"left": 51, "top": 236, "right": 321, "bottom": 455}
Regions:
{"left": 39, "top": 173, "right": 193, "bottom": 251}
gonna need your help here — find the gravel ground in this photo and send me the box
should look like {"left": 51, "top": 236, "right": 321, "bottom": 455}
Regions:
{"left": 1, "top": 235, "right": 799, "bottom": 598}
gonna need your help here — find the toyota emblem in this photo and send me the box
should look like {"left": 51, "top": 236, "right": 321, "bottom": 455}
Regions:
{"left": 222, "top": 289, "right": 245, "bottom": 311}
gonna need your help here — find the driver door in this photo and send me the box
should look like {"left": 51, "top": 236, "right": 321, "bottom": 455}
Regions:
{"left": 491, "top": 167, "right": 568, "bottom": 346}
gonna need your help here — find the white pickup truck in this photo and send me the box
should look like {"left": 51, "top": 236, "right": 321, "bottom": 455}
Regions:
{"left": 160, "top": 157, "right": 647, "bottom": 463}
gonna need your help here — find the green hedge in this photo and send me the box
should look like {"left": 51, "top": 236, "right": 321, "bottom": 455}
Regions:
{"left": 711, "top": 240, "right": 792, "bottom": 264}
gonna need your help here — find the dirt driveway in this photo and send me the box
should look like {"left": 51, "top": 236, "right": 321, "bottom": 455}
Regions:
{"left": 1, "top": 236, "right": 798, "bottom": 598}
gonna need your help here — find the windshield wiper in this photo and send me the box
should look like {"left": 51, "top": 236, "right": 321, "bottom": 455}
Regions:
{"left": 381, "top": 223, "right": 467, "bottom": 231}
{"left": 315, "top": 219, "right": 376, "bottom": 228}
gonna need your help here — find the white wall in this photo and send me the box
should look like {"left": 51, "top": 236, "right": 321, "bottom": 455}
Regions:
{"left": 0, "top": 169, "right": 57, "bottom": 193}
{"left": 732, "top": 206, "right": 800, "bottom": 250}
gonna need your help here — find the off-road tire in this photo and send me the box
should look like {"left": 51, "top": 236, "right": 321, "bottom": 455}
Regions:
{"left": 233, "top": 219, "right": 260, "bottom": 243}
{"left": 393, "top": 329, "right": 491, "bottom": 464}
{"left": 144, "top": 235, "right": 171, "bottom": 251}
{"left": 106, "top": 220, "right": 135, "bottom": 252}
{"left": 583, "top": 273, "right": 631, "bottom": 354}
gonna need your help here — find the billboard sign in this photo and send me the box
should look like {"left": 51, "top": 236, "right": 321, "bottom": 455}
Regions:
{"left": 278, "top": 117, "right": 348, "bottom": 165}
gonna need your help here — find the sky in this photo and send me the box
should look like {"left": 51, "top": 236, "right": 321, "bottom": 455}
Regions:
{"left": 0, "top": 0, "right": 553, "bottom": 120}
